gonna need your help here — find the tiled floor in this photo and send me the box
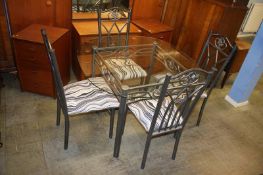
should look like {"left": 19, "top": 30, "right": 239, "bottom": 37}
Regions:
{"left": 0, "top": 73, "right": 263, "bottom": 175}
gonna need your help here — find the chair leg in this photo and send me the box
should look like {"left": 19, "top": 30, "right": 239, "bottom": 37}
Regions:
{"left": 196, "top": 97, "right": 208, "bottom": 126}
{"left": 172, "top": 131, "right": 182, "bottom": 160}
{"left": 64, "top": 115, "right": 70, "bottom": 150}
{"left": 121, "top": 106, "right": 128, "bottom": 136}
{"left": 141, "top": 134, "right": 153, "bottom": 169}
{"left": 109, "top": 108, "right": 115, "bottom": 139}
{"left": 56, "top": 100, "right": 61, "bottom": 126}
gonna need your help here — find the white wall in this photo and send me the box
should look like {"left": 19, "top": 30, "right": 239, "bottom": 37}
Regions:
{"left": 248, "top": 0, "right": 263, "bottom": 6}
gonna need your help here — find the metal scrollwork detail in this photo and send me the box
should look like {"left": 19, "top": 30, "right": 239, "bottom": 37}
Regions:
{"left": 214, "top": 37, "right": 228, "bottom": 50}
{"left": 108, "top": 11, "right": 121, "bottom": 20}
{"left": 163, "top": 57, "right": 182, "bottom": 74}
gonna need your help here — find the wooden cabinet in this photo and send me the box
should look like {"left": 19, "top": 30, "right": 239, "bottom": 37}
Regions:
{"left": 132, "top": 19, "right": 173, "bottom": 42}
{"left": 131, "top": 0, "right": 173, "bottom": 42}
{"left": 163, "top": 0, "right": 248, "bottom": 67}
{"left": 131, "top": 0, "right": 165, "bottom": 21}
{"left": 0, "top": 0, "right": 15, "bottom": 72}
{"left": 13, "top": 24, "right": 70, "bottom": 97}
{"left": 6, "top": 0, "right": 72, "bottom": 34}
{"left": 221, "top": 38, "right": 251, "bottom": 88}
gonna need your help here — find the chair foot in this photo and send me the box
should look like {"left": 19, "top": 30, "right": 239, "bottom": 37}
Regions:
{"left": 0, "top": 131, "right": 3, "bottom": 148}
{"left": 64, "top": 116, "right": 69, "bottom": 150}
{"left": 141, "top": 134, "right": 152, "bottom": 169}
{"left": 172, "top": 131, "right": 182, "bottom": 160}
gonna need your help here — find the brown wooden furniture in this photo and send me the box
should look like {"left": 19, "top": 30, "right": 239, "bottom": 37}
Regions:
{"left": 1, "top": 0, "right": 72, "bottom": 85}
{"left": 13, "top": 24, "right": 70, "bottom": 97}
{"left": 163, "top": 0, "right": 248, "bottom": 67}
{"left": 221, "top": 38, "right": 251, "bottom": 88}
{"left": 0, "top": 0, "right": 15, "bottom": 72}
{"left": 131, "top": 0, "right": 173, "bottom": 43}
{"left": 131, "top": 0, "right": 165, "bottom": 21}
{"left": 72, "top": 20, "right": 142, "bottom": 80}
{"left": 132, "top": 19, "right": 173, "bottom": 42}
{"left": 6, "top": 0, "right": 72, "bottom": 34}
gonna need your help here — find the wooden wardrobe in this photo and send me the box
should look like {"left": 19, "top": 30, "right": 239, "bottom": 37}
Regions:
{"left": 163, "top": 0, "right": 248, "bottom": 67}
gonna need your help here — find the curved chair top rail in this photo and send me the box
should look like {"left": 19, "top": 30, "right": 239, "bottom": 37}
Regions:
{"left": 197, "top": 32, "right": 236, "bottom": 71}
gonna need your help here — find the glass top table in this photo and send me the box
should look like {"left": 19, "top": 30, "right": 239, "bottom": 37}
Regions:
{"left": 90, "top": 36, "right": 192, "bottom": 157}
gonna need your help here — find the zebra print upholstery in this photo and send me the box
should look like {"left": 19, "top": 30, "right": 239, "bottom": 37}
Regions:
{"left": 64, "top": 77, "right": 119, "bottom": 115}
{"left": 105, "top": 58, "right": 147, "bottom": 80}
{"left": 128, "top": 98, "right": 183, "bottom": 132}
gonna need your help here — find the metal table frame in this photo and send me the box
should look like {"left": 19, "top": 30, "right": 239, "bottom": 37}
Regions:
{"left": 92, "top": 42, "right": 187, "bottom": 157}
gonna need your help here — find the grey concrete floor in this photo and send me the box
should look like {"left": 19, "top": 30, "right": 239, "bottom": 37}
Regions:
{"left": 0, "top": 73, "right": 263, "bottom": 175}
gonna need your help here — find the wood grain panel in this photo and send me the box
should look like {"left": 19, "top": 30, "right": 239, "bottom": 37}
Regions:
{"left": 167, "top": 0, "right": 248, "bottom": 65}
{"left": 55, "top": 0, "right": 72, "bottom": 29}
{"left": 13, "top": 24, "right": 69, "bottom": 97}
{"left": 0, "top": 0, "right": 14, "bottom": 71}
{"left": 132, "top": 0, "right": 165, "bottom": 21}
{"left": 163, "top": 0, "right": 189, "bottom": 45}
{"left": 7, "top": 0, "right": 54, "bottom": 34}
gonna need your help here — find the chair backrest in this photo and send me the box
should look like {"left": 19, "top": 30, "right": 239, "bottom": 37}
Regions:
{"left": 41, "top": 29, "right": 68, "bottom": 116}
{"left": 197, "top": 32, "right": 237, "bottom": 93}
{"left": 149, "top": 68, "right": 213, "bottom": 134}
{"left": 97, "top": 6, "right": 132, "bottom": 47}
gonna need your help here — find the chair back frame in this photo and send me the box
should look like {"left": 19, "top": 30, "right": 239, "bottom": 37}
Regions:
{"left": 41, "top": 29, "right": 68, "bottom": 116}
{"left": 197, "top": 31, "right": 237, "bottom": 96}
{"left": 97, "top": 6, "right": 132, "bottom": 47}
{"left": 148, "top": 68, "right": 213, "bottom": 137}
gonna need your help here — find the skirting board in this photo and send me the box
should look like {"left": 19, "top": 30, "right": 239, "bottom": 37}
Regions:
{"left": 225, "top": 95, "right": 249, "bottom": 108}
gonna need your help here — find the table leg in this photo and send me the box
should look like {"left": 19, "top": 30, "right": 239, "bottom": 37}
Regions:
{"left": 113, "top": 94, "right": 127, "bottom": 158}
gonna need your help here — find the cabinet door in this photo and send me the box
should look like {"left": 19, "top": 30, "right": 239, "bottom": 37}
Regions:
{"left": 7, "top": 0, "right": 54, "bottom": 33}
{"left": 55, "top": 0, "right": 72, "bottom": 29}
{"left": 132, "top": 0, "right": 165, "bottom": 20}
{"left": 176, "top": 0, "right": 223, "bottom": 62}
{"left": 0, "top": 0, "right": 14, "bottom": 70}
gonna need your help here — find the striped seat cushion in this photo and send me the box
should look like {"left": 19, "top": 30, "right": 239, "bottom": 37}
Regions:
{"left": 128, "top": 98, "right": 183, "bottom": 132}
{"left": 105, "top": 58, "right": 147, "bottom": 80}
{"left": 64, "top": 77, "right": 119, "bottom": 115}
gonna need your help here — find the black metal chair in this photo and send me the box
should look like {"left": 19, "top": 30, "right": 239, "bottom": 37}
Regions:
{"left": 95, "top": 7, "right": 147, "bottom": 81}
{"left": 41, "top": 29, "right": 120, "bottom": 149}
{"left": 195, "top": 32, "right": 237, "bottom": 126}
{"left": 127, "top": 68, "right": 214, "bottom": 169}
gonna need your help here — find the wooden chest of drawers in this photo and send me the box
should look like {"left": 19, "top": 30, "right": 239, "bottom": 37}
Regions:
{"left": 13, "top": 24, "right": 70, "bottom": 97}
{"left": 132, "top": 19, "right": 173, "bottom": 42}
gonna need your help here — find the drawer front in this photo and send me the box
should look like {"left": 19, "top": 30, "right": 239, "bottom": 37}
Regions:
{"left": 19, "top": 68, "right": 54, "bottom": 96}
{"left": 14, "top": 40, "right": 50, "bottom": 68}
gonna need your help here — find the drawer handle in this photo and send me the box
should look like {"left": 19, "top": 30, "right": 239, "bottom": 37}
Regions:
{"left": 158, "top": 36, "right": 165, "bottom": 39}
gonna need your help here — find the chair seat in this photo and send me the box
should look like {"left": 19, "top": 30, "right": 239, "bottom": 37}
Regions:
{"left": 105, "top": 58, "right": 147, "bottom": 80}
{"left": 64, "top": 77, "right": 119, "bottom": 115}
{"left": 128, "top": 98, "right": 183, "bottom": 132}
